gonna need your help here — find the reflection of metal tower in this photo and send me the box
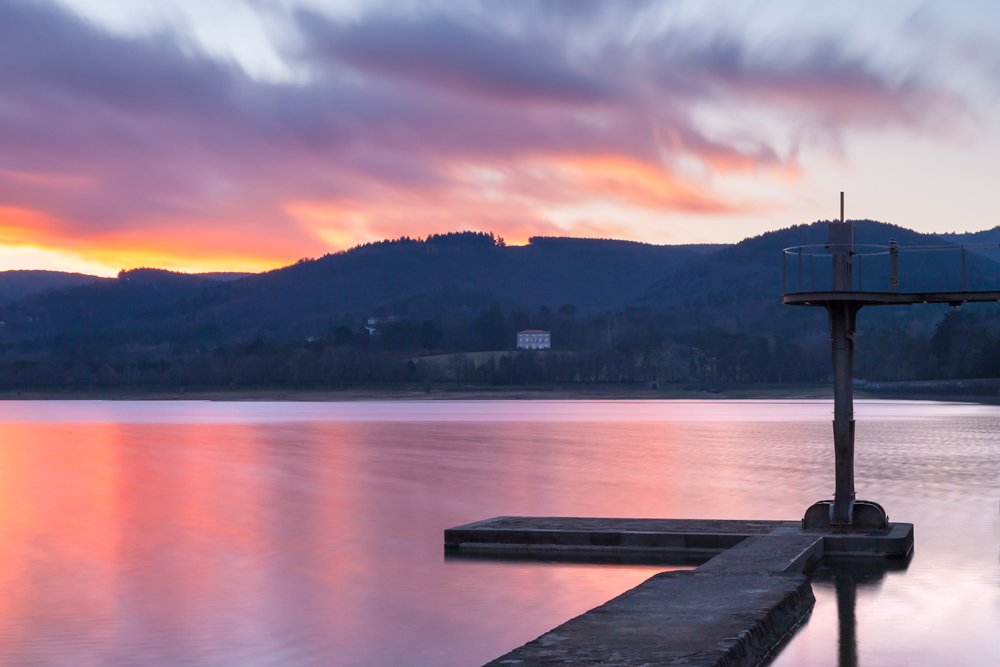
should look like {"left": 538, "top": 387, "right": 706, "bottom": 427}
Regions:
{"left": 784, "top": 193, "right": 1000, "bottom": 530}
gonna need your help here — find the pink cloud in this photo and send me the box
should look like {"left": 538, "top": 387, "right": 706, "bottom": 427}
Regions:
{"left": 0, "top": 1, "right": 972, "bottom": 270}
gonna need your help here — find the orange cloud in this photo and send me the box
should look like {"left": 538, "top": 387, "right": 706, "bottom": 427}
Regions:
{"left": 0, "top": 206, "right": 79, "bottom": 245}
{"left": 45, "top": 149, "right": 765, "bottom": 267}
{"left": 0, "top": 206, "right": 307, "bottom": 273}
{"left": 536, "top": 155, "right": 736, "bottom": 212}
{"left": 285, "top": 186, "right": 641, "bottom": 253}
{"left": 80, "top": 228, "right": 305, "bottom": 273}
{"left": 4, "top": 139, "right": 774, "bottom": 271}
{"left": 286, "top": 197, "right": 554, "bottom": 250}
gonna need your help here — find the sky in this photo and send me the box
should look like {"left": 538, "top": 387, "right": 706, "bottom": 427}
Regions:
{"left": 2, "top": 0, "right": 1000, "bottom": 276}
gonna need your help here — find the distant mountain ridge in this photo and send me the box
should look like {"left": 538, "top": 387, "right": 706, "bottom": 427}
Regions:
{"left": 935, "top": 227, "right": 1000, "bottom": 264}
{"left": 2, "top": 223, "right": 998, "bottom": 349}
{"left": 196, "top": 272, "right": 254, "bottom": 282}
{"left": 0, "top": 269, "right": 255, "bottom": 307}
{"left": 936, "top": 226, "right": 1000, "bottom": 245}
{"left": 0, "top": 270, "right": 104, "bottom": 307}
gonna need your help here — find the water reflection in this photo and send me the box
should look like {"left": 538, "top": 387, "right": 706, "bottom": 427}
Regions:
{"left": 807, "top": 557, "right": 912, "bottom": 667}
{"left": 836, "top": 572, "right": 859, "bottom": 667}
{"left": 0, "top": 400, "right": 995, "bottom": 666}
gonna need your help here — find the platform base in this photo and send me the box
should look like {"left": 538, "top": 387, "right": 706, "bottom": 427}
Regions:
{"left": 802, "top": 499, "right": 889, "bottom": 532}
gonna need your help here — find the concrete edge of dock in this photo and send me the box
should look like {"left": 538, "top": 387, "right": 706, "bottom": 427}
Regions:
{"left": 444, "top": 517, "right": 914, "bottom": 560}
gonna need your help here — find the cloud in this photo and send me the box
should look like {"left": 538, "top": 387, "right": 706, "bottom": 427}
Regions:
{"left": 644, "top": 36, "right": 963, "bottom": 133}
{"left": 298, "top": 12, "right": 616, "bottom": 105}
{"left": 0, "top": 0, "right": 982, "bottom": 271}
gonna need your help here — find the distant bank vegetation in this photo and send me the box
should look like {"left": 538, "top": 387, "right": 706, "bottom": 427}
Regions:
{"left": 2, "top": 303, "right": 997, "bottom": 392}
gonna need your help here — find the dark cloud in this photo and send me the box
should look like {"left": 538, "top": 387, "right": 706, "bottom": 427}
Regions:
{"left": 640, "top": 35, "right": 949, "bottom": 131}
{"left": 298, "top": 11, "right": 616, "bottom": 104}
{"left": 0, "top": 1, "right": 236, "bottom": 115}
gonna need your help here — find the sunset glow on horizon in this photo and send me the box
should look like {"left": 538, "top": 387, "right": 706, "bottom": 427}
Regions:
{"left": 3, "top": 0, "right": 1000, "bottom": 276}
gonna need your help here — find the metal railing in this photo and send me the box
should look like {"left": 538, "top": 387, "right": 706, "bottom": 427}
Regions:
{"left": 781, "top": 242, "right": 1000, "bottom": 294}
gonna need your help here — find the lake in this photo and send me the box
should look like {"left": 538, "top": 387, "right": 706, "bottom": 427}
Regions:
{"left": 0, "top": 399, "right": 996, "bottom": 666}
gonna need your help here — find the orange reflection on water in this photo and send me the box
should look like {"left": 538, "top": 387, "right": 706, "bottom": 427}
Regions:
{"left": 0, "top": 423, "right": 120, "bottom": 662}
{"left": 0, "top": 418, "right": 676, "bottom": 666}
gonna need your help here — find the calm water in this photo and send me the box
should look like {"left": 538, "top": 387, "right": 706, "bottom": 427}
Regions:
{"left": 0, "top": 399, "right": 996, "bottom": 666}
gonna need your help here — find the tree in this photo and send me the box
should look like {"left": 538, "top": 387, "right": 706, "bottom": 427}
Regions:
{"left": 334, "top": 326, "right": 354, "bottom": 346}
{"left": 475, "top": 303, "right": 510, "bottom": 350}
{"left": 420, "top": 319, "right": 443, "bottom": 350}
{"left": 557, "top": 304, "right": 577, "bottom": 317}
{"left": 508, "top": 311, "right": 530, "bottom": 335}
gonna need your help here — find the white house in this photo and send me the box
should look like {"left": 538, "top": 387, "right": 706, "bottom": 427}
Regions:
{"left": 516, "top": 330, "right": 551, "bottom": 350}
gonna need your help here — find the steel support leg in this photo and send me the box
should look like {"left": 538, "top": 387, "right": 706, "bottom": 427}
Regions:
{"left": 803, "top": 300, "right": 886, "bottom": 531}
{"left": 830, "top": 301, "right": 856, "bottom": 525}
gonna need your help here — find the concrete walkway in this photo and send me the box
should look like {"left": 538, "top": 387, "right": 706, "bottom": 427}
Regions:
{"left": 446, "top": 517, "right": 912, "bottom": 666}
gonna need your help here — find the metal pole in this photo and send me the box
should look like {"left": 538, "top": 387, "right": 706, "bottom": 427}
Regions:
{"left": 889, "top": 239, "right": 899, "bottom": 292}
{"left": 783, "top": 251, "right": 786, "bottom": 294}
{"left": 798, "top": 247, "right": 803, "bottom": 291}
{"left": 828, "top": 212, "right": 856, "bottom": 526}
{"left": 810, "top": 255, "right": 814, "bottom": 292}
{"left": 858, "top": 254, "right": 862, "bottom": 291}
{"left": 840, "top": 191, "right": 844, "bottom": 223}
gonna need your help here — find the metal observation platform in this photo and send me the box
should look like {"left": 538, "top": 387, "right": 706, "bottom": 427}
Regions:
{"left": 784, "top": 193, "right": 1000, "bottom": 530}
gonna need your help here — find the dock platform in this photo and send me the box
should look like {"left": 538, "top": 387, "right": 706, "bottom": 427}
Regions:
{"left": 446, "top": 517, "right": 912, "bottom": 666}
{"left": 445, "top": 516, "right": 913, "bottom": 560}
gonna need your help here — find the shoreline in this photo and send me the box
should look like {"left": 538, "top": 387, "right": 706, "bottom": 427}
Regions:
{"left": 0, "top": 384, "right": 839, "bottom": 402}
{"left": 0, "top": 384, "right": 986, "bottom": 403}
{"left": 2, "top": 383, "right": 995, "bottom": 404}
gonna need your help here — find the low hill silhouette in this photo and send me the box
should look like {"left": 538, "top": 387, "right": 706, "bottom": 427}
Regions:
{"left": 0, "top": 270, "right": 104, "bottom": 307}
{"left": 4, "top": 222, "right": 999, "bottom": 344}
{"left": 1, "top": 232, "right": 727, "bottom": 341}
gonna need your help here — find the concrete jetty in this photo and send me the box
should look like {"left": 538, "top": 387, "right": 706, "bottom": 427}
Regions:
{"left": 445, "top": 516, "right": 913, "bottom": 560}
{"left": 445, "top": 517, "right": 912, "bottom": 666}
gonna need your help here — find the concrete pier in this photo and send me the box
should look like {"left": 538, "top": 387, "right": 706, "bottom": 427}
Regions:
{"left": 445, "top": 517, "right": 912, "bottom": 666}
{"left": 445, "top": 516, "right": 913, "bottom": 560}
{"left": 484, "top": 572, "right": 814, "bottom": 667}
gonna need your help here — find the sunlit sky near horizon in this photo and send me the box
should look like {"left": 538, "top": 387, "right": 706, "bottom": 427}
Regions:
{"left": 2, "top": 0, "right": 1000, "bottom": 276}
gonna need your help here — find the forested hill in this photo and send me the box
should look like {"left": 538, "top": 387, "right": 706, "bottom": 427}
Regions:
{"left": 206, "top": 234, "right": 725, "bottom": 332}
{"left": 0, "top": 270, "right": 104, "bottom": 306}
{"left": 936, "top": 226, "right": 1000, "bottom": 264}
{"left": 937, "top": 225, "right": 1000, "bottom": 246}
{"left": 2, "top": 224, "right": 998, "bottom": 346}
{"left": 0, "top": 232, "right": 728, "bottom": 341}
{"left": 3, "top": 223, "right": 1000, "bottom": 390}
{"left": 0, "top": 269, "right": 254, "bottom": 307}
